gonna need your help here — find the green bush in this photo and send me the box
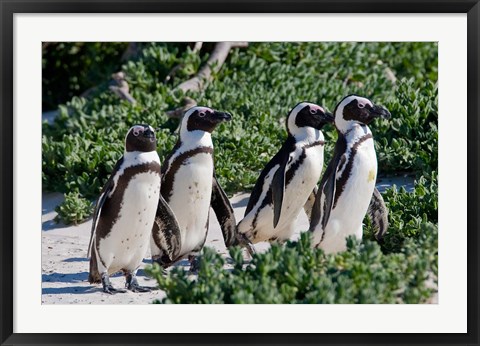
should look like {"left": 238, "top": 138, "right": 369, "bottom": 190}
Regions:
{"left": 54, "top": 191, "right": 94, "bottom": 225}
{"left": 147, "top": 227, "right": 437, "bottom": 304}
{"left": 377, "top": 80, "right": 438, "bottom": 175}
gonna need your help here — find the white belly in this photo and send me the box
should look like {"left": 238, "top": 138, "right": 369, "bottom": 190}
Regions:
{"left": 168, "top": 153, "right": 213, "bottom": 256}
{"left": 99, "top": 172, "right": 161, "bottom": 273}
{"left": 240, "top": 145, "right": 324, "bottom": 243}
{"left": 319, "top": 144, "right": 377, "bottom": 253}
{"left": 280, "top": 146, "right": 324, "bottom": 223}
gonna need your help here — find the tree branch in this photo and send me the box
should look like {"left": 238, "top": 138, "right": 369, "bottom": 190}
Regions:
{"left": 175, "top": 42, "right": 238, "bottom": 93}
{"left": 109, "top": 71, "right": 136, "bottom": 105}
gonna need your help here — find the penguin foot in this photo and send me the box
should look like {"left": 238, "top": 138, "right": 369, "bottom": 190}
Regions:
{"left": 127, "top": 283, "right": 152, "bottom": 293}
{"left": 125, "top": 273, "right": 153, "bottom": 293}
{"left": 103, "top": 285, "right": 127, "bottom": 295}
{"left": 101, "top": 273, "right": 127, "bottom": 294}
{"left": 188, "top": 255, "right": 201, "bottom": 274}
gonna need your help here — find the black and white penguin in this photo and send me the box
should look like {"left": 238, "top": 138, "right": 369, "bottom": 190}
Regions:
{"left": 88, "top": 124, "right": 179, "bottom": 294}
{"left": 150, "top": 106, "right": 236, "bottom": 271}
{"left": 309, "top": 95, "right": 391, "bottom": 253}
{"left": 237, "top": 102, "right": 334, "bottom": 245}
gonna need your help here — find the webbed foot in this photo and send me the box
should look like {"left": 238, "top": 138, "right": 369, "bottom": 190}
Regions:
{"left": 103, "top": 285, "right": 127, "bottom": 294}
{"left": 125, "top": 272, "right": 153, "bottom": 293}
{"left": 101, "top": 273, "right": 126, "bottom": 294}
{"left": 127, "top": 283, "right": 152, "bottom": 293}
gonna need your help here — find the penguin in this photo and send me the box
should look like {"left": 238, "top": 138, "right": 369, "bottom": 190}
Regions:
{"left": 150, "top": 106, "right": 236, "bottom": 271}
{"left": 88, "top": 124, "right": 180, "bottom": 294}
{"left": 237, "top": 102, "right": 334, "bottom": 246}
{"left": 309, "top": 95, "right": 391, "bottom": 253}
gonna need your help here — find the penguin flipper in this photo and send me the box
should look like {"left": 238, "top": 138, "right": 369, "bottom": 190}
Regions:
{"left": 271, "top": 157, "right": 289, "bottom": 229}
{"left": 303, "top": 186, "right": 318, "bottom": 222}
{"left": 310, "top": 152, "right": 346, "bottom": 234}
{"left": 367, "top": 187, "right": 389, "bottom": 241}
{"left": 244, "top": 137, "right": 296, "bottom": 218}
{"left": 320, "top": 154, "right": 346, "bottom": 230}
{"left": 211, "top": 173, "right": 237, "bottom": 247}
{"left": 152, "top": 195, "right": 182, "bottom": 264}
{"left": 88, "top": 245, "right": 101, "bottom": 284}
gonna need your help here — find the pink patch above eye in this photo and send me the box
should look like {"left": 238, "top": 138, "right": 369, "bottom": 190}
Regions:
{"left": 132, "top": 125, "right": 144, "bottom": 136}
{"left": 310, "top": 105, "right": 324, "bottom": 114}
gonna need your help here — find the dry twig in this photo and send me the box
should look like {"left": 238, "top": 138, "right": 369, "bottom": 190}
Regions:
{"left": 109, "top": 71, "right": 136, "bottom": 104}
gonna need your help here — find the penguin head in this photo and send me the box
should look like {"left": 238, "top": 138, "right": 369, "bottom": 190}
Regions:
{"left": 181, "top": 106, "right": 232, "bottom": 134}
{"left": 287, "top": 102, "right": 334, "bottom": 138}
{"left": 334, "top": 95, "right": 391, "bottom": 133}
{"left": 124, "top": 124, "right": 157, "bottom": 152}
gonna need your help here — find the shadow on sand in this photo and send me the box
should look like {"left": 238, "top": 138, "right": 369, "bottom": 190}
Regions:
{"left": 42, "top": 271, "right": 126, "bottom": 295}
{"left": 232, "top": 195, "right": 249, "bottom": 208}
{"left": 62, "top": 257, "right": 89, "bottom": 263}
{"left": 42, "top": 219, "right": 64, "bottom": 232}
{"left": 42, "top": 271, "right": 89, "bottom": 283}
{"left": 42, "top": 286, "right": 100, "bottom": 295}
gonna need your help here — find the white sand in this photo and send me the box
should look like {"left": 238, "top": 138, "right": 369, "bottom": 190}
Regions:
{"left": 42, "top": 176, "right": 414, "bottom": 304}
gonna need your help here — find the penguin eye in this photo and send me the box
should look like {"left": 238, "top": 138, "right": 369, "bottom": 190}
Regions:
{"left": 198, "top": 111, "right": 206, "bottom": 118}
{"left": 309, "top": 108, "right": 317, "bottom": 115}
{"left": 358, "top": 103, "right": 365, "bottom": 109}
{"left": 133, "top": 129, "right": 141, "bottom": 136}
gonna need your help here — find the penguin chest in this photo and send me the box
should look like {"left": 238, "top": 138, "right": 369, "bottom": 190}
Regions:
{"left": 169, "top": 153, "right": 214, "bottom": 255}
{"left": 328, "top": 141, "right": 377, "bottom": 239}
{"left": 100, "top": 172, "right": 161, "bottom": 273}
{"left": 281, "top": 146, "right": 324, "bottom": 223}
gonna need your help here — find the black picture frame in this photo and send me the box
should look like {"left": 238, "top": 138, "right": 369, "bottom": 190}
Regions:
{"left": 1, "top": 1, "right": 479, "bottom": 345}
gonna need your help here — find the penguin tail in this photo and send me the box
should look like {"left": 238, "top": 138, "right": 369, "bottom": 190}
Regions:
{"left": 152, "top": 253, "right": 176, "bottom": 269}
{"left": 367, "top": 188, "right": 389, "bottom": 241}
{"left": 88, "top": 248, "right": 102, "bottom": 284}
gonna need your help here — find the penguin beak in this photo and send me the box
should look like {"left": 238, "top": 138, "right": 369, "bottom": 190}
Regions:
{"left": 323, "top": 111, "right": 335, "bottom": 123}
{"left": 313, "top": 111, "right": 334, "bottom": 129}
{"left": 212, "top": 111, "right": 232, "bottom": 123}
{"left": 311, "top": 112, "right": 335, "bottom": 130}
{"left": 370, "top": 105, "right": 391, "bottom": 119}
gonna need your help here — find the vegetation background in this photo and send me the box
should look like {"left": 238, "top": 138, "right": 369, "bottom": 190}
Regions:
{"left": 42, "top": 42, "right": 438, "bottom": 303}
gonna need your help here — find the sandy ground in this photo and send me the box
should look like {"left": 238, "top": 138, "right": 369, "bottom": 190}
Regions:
{"left": 42, "top": 176, "right": 414, "bottom": 304}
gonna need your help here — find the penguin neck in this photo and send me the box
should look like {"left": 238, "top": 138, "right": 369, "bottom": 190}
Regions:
{"left": 123, "top": 150, "right": 160, "bottom": 166}
{"left": 179, "top": 129, "right": 213, "bottom": 150}
{"left": 290, "top": 127, "right": 323, "bottom": 145}
{"left": 339, "top": 122, "right": 372, "bottom": 142}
